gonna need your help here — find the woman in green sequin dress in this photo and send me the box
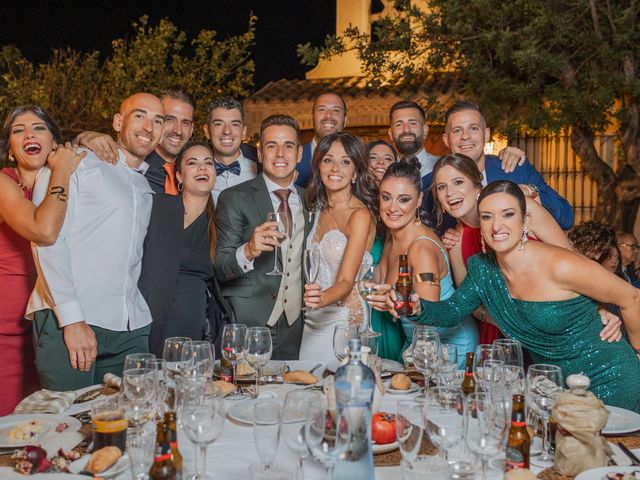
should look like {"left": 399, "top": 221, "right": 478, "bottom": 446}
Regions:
{"left": 418, "top": 181, "right": 640, "bottom": 410}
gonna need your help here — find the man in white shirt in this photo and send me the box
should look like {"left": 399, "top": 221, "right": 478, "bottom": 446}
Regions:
{"left": 27, "top": 92, "right": 164, "bottom": 390}
{"left": 204, "top": 97, "right": 259, "bottom": 203}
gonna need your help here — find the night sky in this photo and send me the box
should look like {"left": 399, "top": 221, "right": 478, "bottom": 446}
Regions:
{"left": 0, "top": 0, "right": 335, "bottom": 90}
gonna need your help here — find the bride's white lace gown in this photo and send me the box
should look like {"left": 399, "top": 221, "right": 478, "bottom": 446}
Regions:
{"left": 299, "top": 215, "right": 372, "bottom": 363}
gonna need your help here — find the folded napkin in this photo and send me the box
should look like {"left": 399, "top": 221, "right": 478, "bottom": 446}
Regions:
{"left": 103, "top": 373, "right": 122, "bottom": 388}
{"left": 14, "top": 389, "right": 77, "bottom": 414}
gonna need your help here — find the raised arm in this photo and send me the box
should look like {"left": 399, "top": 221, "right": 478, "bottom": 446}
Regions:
{"left": 0, "top": 144, "right": 85, "bottom": 244}
{"left": 74, "top": 131, "right": 119, "bottom": 164}
{"left": 418, "top": 274, "right": 483, "bottom": 327}
{"left": 525, "top": 197, "right": 573, "bottom": 250}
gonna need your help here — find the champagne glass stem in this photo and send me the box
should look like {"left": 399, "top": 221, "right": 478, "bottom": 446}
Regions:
{"left": 540, "top": 416, "right": 552, "bottom": 461}
{"left": 232, "top": 362, "right": 238, "bottom": 388}
{"left": 366, "top": 303, "right": 373, "bottom": 332}
{"left": 254, "top": 366, "right": 260, "bottom": 398}
{"left": 198, "top": 444, "right": 208, "bottom": 478}
{"left": 481, "top": 458, "right": 488, "bottom": 480}
{"left": 193, "top": 444, "right": 200, "bottom": 478}
{"left": 272, "top": 245, "right": 279, "bottom": 273}
{"left": 298, "top": 458, "right": 304, "bottom": 480}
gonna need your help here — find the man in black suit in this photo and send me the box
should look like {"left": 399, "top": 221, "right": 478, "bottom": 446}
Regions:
{"left": 214, "top": 114, "right": 311, "bottom": 359}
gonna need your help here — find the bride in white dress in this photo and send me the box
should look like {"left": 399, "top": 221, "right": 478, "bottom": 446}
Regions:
{"left": 300, "top": 132, "right": 377, "bottom": 364}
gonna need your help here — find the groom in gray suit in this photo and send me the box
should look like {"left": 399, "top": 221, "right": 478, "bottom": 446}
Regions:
{"left": 214, "top": 114, "right": 312, "bottom": 359}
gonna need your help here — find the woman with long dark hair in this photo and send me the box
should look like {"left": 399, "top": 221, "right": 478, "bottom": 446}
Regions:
{"left": 300, "top": 133, "right": 378, "bottom": 363}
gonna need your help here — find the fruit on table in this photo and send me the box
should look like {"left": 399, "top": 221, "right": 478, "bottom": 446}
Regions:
{"left": 372, "top": 412, "right": 396, "bottom": 445}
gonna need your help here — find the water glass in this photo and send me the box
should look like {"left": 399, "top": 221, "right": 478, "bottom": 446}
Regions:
{"left": 253, "top": 398, "right": 282, "bottom": 470}
{"left": 245, "top": 327, "right": 273, "bottom": 398}
{"left": 423, "top": 387, "right": 464, "bottom": 461}
{"left": 526, "top": 364, "right": 563, "bottom": 466}
{"left": 126, "top": 426, "right": 156, "bottom": 480}
{"left": 464, "top": 392, "right": 504, "bottom": 480}
{"left": 396, "top": 400, "right": 424, "bottom": 464}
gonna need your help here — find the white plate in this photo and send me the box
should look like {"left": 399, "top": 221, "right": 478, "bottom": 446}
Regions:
{"left": 372, "top": 440, "right": 399, "bottom": 454}
{"left": 68, "top": 453, "right": 129, "bottom": 478}
{"left": 0, "top": 414, "right": 82, "bottom": 448}
{"left": 227, "top": 399, "right": 262, "bottom": 424}
{"left": 575, "top": 466, "right": 640, "bottom": 479}
{"left": 603, "top": 406, "right": 640, "bottom": 435}
{"left": 384, "top": 380, "right": 419, "bottom": 395}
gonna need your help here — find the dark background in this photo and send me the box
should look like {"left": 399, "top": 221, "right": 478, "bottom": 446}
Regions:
{"left": 0, "top": 0, "right": 336, "bottom": 90}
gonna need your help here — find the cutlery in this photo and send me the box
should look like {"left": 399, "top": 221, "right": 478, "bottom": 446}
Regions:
{"left": 617, "top": 442, "right": 640, "bottom": 466}
{"left": 308, "top": 363, "right": 322, "bottom": 375}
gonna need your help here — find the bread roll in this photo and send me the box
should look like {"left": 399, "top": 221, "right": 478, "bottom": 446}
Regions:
{"left": 283, "top": 370, "right": 318, "bottom": 385}
{"left": 235, "top": 363, "right": 256, "bottom": 376}
{"left": 86, "top": 446, "right": 122, "bottom": 474}
{"left": 209, "top": 380, "right": 238, "bottom": 396}
{"left": 504, "top": 469, "right": 538, "bottom": 480}
{"left": 390, "top": 373, "right": 412, "bottom": 390}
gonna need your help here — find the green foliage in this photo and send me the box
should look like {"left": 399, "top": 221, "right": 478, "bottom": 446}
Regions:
{"left": 0, "top": 15, "right": 256, "bottom": 138}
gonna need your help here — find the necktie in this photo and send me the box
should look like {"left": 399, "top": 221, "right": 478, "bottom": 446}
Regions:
{"left": 215, "top": 161, "right": 241, "bottom": 176}
{"left": 274, "top": 189, "right": 293, "bottom": 238}
{"left": 163, "top": 162, "right": 179, "bottom": 195}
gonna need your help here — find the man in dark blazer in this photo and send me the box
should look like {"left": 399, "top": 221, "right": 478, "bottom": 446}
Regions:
{"left": 295, "top": 92, "right": 347, "bottom": 187}
{"left": 215, "top": 114, "right": 312, "bottom": 359}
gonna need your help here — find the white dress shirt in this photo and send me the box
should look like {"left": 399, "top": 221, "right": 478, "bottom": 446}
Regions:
{"left": 235, "top": 174, "right": 301, "bottom": 273}
{"left": 26, "top": 149, "right": 154, "bottom": 331}
{"left": 417, "top": 148, "right": 439, "bottom": 178}
{"left": 212, "top": 151, "right": 258, "bottom": 203}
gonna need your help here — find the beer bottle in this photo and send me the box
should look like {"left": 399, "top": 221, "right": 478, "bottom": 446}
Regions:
{"left": 394, "top": 254, "right": 413, "bottom": 316}
{"left": 505, "top": 394, "right": 531, "bottom": 472}
{"left": 164, "top": 411, "right": 183, "bottom": 479}
{"left": 150, "top": 419, "right": 177, "bottom": 480}
{"left": 461, "top": 352, "right": 476, "bottom": 396}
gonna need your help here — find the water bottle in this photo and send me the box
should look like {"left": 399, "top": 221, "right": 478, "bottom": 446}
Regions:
{"left": 333, "top": 338, "right": 375, "bottom": 480}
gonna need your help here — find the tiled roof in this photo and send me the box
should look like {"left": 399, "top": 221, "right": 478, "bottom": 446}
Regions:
{"left": 246, "top": 74, "right": 457, "bottom": 103}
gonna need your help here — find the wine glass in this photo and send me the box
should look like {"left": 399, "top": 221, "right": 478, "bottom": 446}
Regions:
{"left": 265, "top": 212, "right": 289, "bottom": 276}
{"left": 357, "top": 263, "right": 386, "bottom": 334}
{"left": 473, "top": 344, "right": 505, "bottom": 391}
{"left": 181, "top": 341, "right": 215, "bottom": 379}
{"left": 412, "top": 328, "right": 440, "bottom": 401}
{"left": 423, "top": 386, "right": 464, "bottom": 461}
{"left": 437, "top": 343, "right": 459, "bottom": 387}
{"left": 396, "top": 400, "right": 424, "bottom": 466}
{"left": 526, "top": 364, "right": 563, "bottom": 467}
{"left": 126, "top": 425, "right": 156, "bottom": 480}
{"left": 503, "top": 365, "right": 525, "bottom": 396}
{"left": 304, "top": 397, "right": 351, "bottom": 479}
{"left": 253, "top": 398, "right": 282, "bottom": 471}
{"left": 493, "top": 338, "right": 524, "bottom": 368}
{"left": 221, "top": 324, "right": 248, "bottom": 400}
{"left": 124, "top": 352, "right": 156, "bottom": 371}
{"left": 245, "top": 327, "right": 273, "bottom": 398}
{"left": 163, "top": 336, "right": 192, "bottom": 378}
{"left": 282, "top": 390, "right": 319, "bottom": 477}
{"left": 332, "top": 324, "right": 359, "bottom": 363}
{"left": 181, "top": 385, "right": 226, "bottom": 480}
{"left": 121, "top": 368, "right": 156, "bottom": 426}
{"left": 147, "top": 358, "right": 169, "bottom": 414}
{"left": 465, "top": 392, "right": 505, "bottom": 480}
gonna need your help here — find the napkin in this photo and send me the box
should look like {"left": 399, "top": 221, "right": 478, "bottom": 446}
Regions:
{"left": 103, "top": 373, "right": 122, "bottom": 389}
{"left": 14, "top": 389, "right": 77, "bottom": 414}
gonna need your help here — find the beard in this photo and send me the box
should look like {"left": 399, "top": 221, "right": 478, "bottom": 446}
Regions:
{"left": 394, "top": 134, "right": 423, "bottom": 155}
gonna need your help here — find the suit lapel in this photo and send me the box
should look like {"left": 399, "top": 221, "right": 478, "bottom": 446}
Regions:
{"left": 251, "top": 174, "right": 273, "bottom": 225}
{"left": 296, "top": 185, "right": 314, "bottom": 241}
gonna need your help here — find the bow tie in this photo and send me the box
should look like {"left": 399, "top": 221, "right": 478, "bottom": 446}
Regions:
{"left": 215, "top": 161, "right": 241, "bottom": 176}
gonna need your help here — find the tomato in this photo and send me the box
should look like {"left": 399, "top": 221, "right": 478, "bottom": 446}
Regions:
{"left": 372, "top": 412, "right": 396, "bottom": 444}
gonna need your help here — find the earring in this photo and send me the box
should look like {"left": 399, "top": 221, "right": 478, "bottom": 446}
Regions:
{"left": 178, "top": 181, "right": 183, "bottom": 193}
{"left": 8, "top": 153, "right": 15, "bottom": 163}
{"left": 351, "top": 177, "right": 356, "bottom": 184}
{"left": 481, "top": 235, "right": 486, "bottom": 254}
{"left": 519, "top": 226, "right": 529, "bottom": 251}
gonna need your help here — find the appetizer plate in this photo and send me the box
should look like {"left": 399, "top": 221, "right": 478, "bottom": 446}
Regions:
{"left": 575, "top": 466, "right": 640, "bottom": 479}
{"left": 384, "top": 380, "right": 419, "bottom": 395}
{"left": 0, "top": 414, "right": 81, "bottom": 448}
{"left": 372, "top": 440, "right": 399, "bottom": 454}
{"left": 68, "top": 453, "right": 129, "bottom": 479}
{"left": 603, "top": 406, "right": 640, "bottom": 435}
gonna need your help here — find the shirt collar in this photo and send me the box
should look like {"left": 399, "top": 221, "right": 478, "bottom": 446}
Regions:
{"left": 263, "top": 174, "right": 297, "bottom": 198}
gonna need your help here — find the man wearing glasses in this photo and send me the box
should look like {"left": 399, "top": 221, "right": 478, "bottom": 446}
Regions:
{"left": 617, "top": 231, "right": 639, "bottom": 284}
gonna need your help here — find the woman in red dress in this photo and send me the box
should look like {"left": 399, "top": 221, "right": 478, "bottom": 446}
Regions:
{"left": 0, "top": 106, "right": 84, "bottom": 414}
{"left": 430, "top": 153, "right": 572, "bottom": 344}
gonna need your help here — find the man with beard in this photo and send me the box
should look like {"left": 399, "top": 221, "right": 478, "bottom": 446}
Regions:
{"left": 26, "top": 93, "right": 163, "bottom": 390}
{"left": 203, "top": 96, "right": 259, "bottom": 203}
{"left": 295, "top": 92, "right": 347, "bottom": 187}
{"left": 74, "top": 86, "right": 195, "bottom": 194}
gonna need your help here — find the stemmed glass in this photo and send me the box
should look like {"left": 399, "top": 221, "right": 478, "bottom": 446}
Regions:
{"left": 412, "top": 328, "right": 440, "bottom": 400}
{"left": 526, "top": 364, "right": 563, "bottom": 467}
{"left": 253, "top": 399, "right": 282, "bottom": 471}
{"left": 357, "top": 263, "right": 386, "bottom": 334}
{"left": 396, "top": 400, "right": 424, "bottom": 466}
{"left": 282, "top": 390, "right": 319, "bottom": 478}
{"left": 332, "top": 324, "right": 359, "bottom": 363}
{"left": 126, "top": 425, "right": 156, "bottom": 480}
{"left": 473, "top": 344, "right": 505, "bottom": 393}
{"left": 181, "top": 384, "right": 226, "bottom": 480}
{"left": 181, "top": 341, "right": 215, "bottom": 380}
{"left": 437, "top": 343, "right": 459, "bottom": 387}
{"left": 302, "top": 247, "right": 321, "bottom": 311}
{"left": 266, "top": 212, "right": 289, "bottom": 276}
{"left": 423, "top": 387, "right": 464, "bottom": 461}
{"left": 493, "top": 338, "right": 524, "bottom": 368}
{"left": 163, "top": 336, "right": 192, "bottom": 409}
{"left": 124, "top": 352, "right": 156, "bottom": 371}
{"left": 304, "top": 397, "right": 351, "bottom": 479}
{"left": 245, "top": 327, "right": 273, "bottom": 398}
{"left": 465, "top": 392, "right": 505, "bottom": 480}
{"left": 121, "top": 368, "right": 156, "bottom": 426}
{"left": 221, "top": 324, "right": 248, "bottom": 400}
{"left": 148, "top": 358, "right": 169, "bottom": 414}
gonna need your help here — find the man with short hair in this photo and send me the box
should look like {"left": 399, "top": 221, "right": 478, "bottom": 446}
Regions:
{"left": 204, "top": 96, "right": 259, "bottom": 202}
{"left": 617, "top": 231, "right": 639, "bottom": 283}
{"left": 75, "top": 85, "right": 195, "bottom": 194}
{"left": 214, "top": 114, "right": 312, "bottom": 359}
{"left": 295, "top": 92, "right": 347, "bottom": 186}
{"left": 27, "top": 93, "right": 163, "bottom": 390}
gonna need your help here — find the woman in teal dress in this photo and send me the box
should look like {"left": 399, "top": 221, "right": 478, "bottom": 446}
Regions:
{"left": 418, "top": 181, "right": 640, "bottom": 410}
{"left": 370, "top": 156, "right": 478, "bottom": 367}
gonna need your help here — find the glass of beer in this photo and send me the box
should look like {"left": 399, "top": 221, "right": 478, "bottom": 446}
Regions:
{"left": 91, "top": 397, "right": 128, "bottom": 452}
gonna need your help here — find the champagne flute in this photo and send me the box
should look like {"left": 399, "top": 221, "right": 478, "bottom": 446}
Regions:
{"left": 526, "top": 364, "right": 563, "bottom": 467}
{"left": 181, "top": 341, "right": 215, "bottom": 380}
{"left": 357, "top": 263, "right": 385, "bottom": 334}
{"left": 465, "top": 392, "right": 505, "bottom": 480}
{"left": 396, "top": 400, "right": 424, "bottom": 466}
{"left": 265, "top": 212, "right": 289, "bottom": 276}
{"left": 245, "top": 327, "right": 272, "bottom": 398}
{"left": 221, "top": 324, "right": 248, "bottom": 400}
{"left": 302, "top": 246, "right": 320, "bottom": 312}
{"left": 253, "top": 398, "right": 282, "bottom": 471}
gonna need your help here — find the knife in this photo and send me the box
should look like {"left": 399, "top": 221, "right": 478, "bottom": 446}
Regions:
{"left": 617, "top": 442, "right": 640, "bottom": 466}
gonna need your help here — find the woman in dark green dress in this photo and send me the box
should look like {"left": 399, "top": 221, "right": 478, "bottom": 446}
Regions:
{"left": 139, "top": 142, "right": 217, "bottom": 356}
{"left": 418, "top": 181, "right": 640, "bottom": 410}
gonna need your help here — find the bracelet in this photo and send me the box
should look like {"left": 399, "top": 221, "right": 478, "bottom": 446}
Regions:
{"left": 415, "top": 272, "right": 440, "bottom": 286}
{"left": 47, "top": 185, "right": 68, "bottom": 202}
{"left": 528, "top": 184, "right": 539, "bottom": 200}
